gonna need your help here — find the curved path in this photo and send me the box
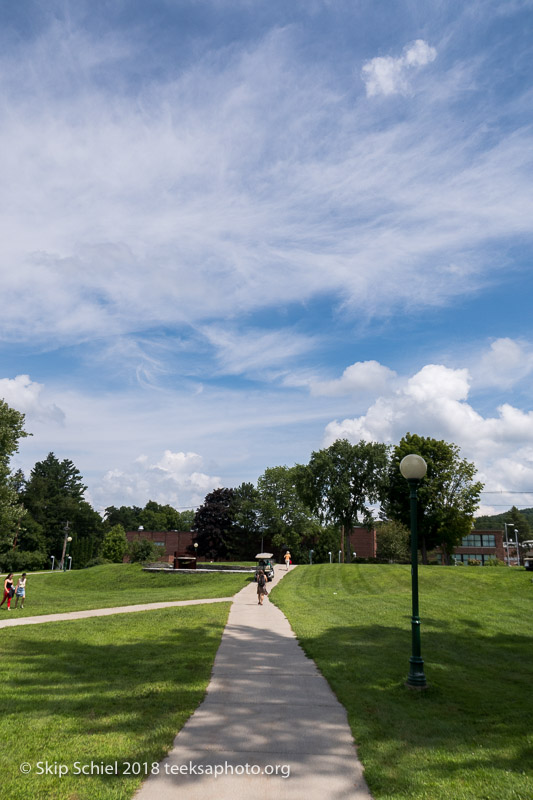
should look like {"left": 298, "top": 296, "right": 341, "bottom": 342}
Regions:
{"left": 134, "top": 565, "right": 372, "bottom": 800}
{"left": 0, "top": 597, "right": 233, "bottom": 628}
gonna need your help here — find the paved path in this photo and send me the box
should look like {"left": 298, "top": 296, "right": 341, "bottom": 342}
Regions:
{"left": 0, "top": 597, "right": 233, "bottom": 629}
{"left": 134, "top": 566, "right": 372, "bottom": 800}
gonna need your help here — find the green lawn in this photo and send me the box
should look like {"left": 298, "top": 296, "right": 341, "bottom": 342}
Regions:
{"left": 1, "top": 563, "right": 251, "bottom": 616}
{"left": 271, "top": 564, "right": 533, "bottom": 800}
{"left": 1, "top": 603, "right": 230, "bottom": 800}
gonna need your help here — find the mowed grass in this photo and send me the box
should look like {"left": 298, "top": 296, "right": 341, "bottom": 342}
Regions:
{"left": 271, "top": 565, "right": 533, "bottom": 800}
{"left": 0, "top": 603, "right": 230, "bottom": 800}
{"left": 0, "top": 564, "right": 251, "bottom": 616}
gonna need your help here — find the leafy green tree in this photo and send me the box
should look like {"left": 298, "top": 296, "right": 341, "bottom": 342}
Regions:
{"left": 192, "top": 488, "right": 234, "bottom": 560}
{"left": 0, "top": 401, "right": 30, "bottom": 551}
{"left": 101, "top": 524, "right": 128, "bottom": 562}
{"left": 295, "top": 439, "right": 390, "bottom": 561}
{"left": 383, "top": 433, "right": 483, "bottom": 564}
{"left": 104, "top": 502, "right": 194, "bottom": 532}
{"left": 376, "top": 520, "right": 410, "bottom": 562}
{"left": 507, "top": 506, "right": 530, "bottom": 543}
{"left": 104, "top": 505, "right": 142, "bottom": 531}
{"left": 128, "top": 535, "right": 164, "bottom": 563}
{"left": 257, "top": 465, "right": 320, "bottom": 563}
{"left": 175, "top": 509, "right": 195, "bottom": 531}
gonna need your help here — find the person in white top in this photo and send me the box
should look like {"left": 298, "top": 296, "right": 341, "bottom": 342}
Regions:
{"left": 14, "top": 573, "right": 27, "bottom": 609}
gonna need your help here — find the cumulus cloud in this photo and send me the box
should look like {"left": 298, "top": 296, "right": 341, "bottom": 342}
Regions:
{"left": 323, "top": 359, "right": 533, "bottom": 515}
{"left": 472, "top": 338, "right": 533, "bottom": 389}
{"left": 0, "top": 375, "right": 64, "bottom": 424}
{"left": 93, "top": 450, "right": 222, "bottom": 511}
{"left": 361, "top": 39, "right": 437, "bottom": 97}
{"left": 310, "top": 360, "right": 397, "bottom": 396}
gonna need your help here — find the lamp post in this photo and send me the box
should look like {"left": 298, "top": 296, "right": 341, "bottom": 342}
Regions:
{"left": 194, "top": 542, "right": 198, "bottom": 563}
{"left": 503, "top": 523, "right": 513, "bottom": 566}
{"left": 50, "top": 556, "right": 55, "bottom": 571}
{"left": 338, "top": 550, "right": 342, "bottom": 563}
{"left": 328, "top": 551, "right": 332, "bottom": 563}
{"left": 67, "top": 555, "right": 72, "bottom": 571}
{"left": 515, "top": 528, "right": 520, "bottom": 567}
{"left": 63, "top": 536, "right": 72, "bottom": 571}
{"left": 400, "top": 454, "right": 428, "bottom": 690}
{"left": 309, "top": 549, "right": 314, "bottom": 565}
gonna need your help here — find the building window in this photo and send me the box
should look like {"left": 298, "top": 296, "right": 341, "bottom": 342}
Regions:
{"left": 461, "top": 534, "right": 496, "bottom": 547}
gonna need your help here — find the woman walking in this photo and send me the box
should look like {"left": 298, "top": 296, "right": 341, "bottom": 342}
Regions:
{"left": 256, "top": 569, "right": 268, "bottom": 605}
{"left": 0, "top": 573, "right": 15, "bottom": 610}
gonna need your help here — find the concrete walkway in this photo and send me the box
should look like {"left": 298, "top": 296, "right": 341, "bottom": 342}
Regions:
{"left": 134, "top": 566, "right": 372, "bottom": 800}
{"left": 0, "top": 597, "right": 233, "bottom": 629}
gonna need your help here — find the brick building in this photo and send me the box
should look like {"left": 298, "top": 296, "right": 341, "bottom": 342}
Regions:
{"left": 436, "top": 529, "right": 505, "bottom": 565}
{"left": 347, "top": 527, "right": 377, "bottom": 559}
{"left": 125, "top": 530, "right": 195, "bottom": 563}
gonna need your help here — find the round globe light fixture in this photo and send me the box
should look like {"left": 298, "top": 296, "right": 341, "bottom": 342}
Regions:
{"left": 400, "top": 454, "right": 427, "bottom": 481}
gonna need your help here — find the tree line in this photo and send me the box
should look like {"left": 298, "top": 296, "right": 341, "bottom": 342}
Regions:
{"left": 1, "top": 396, "right": 511, "bottom": 570}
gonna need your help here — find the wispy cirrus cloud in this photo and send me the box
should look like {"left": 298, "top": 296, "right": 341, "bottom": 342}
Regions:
{"left": 0, "top": 22, "right": 532, "bottom": 355}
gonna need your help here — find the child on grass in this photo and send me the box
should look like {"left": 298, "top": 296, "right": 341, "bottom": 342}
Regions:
{"left": 14, "top": 573, "right": 27, "bottom": 609}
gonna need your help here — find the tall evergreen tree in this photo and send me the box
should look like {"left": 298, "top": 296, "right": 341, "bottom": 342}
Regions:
{"left": 23, "top": 453, "right": 104, "bottom": 565}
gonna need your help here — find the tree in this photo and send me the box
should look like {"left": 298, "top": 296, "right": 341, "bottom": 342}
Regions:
{"left": 295, "top": 439, "right": 390, "bottom": 561}
{"left": 104, "top": 502, "right": 195, "bottom": 532}
{"left": 229, "top": 482, "right": 262, "bottom": 559}
{"left": 383, "top": 433, "right": 484, "bottom": 564}
{"left": 128, "top": 535, "right": 164, "bottom": 563}
{"left": 23, "top": 453, "right": 104, "bottom": 566}
{"left": 192, "top": 488, "right": 235, "bottom": 560}
{"left": 101, "top": 524, "right": 128, "bottom": 563}
{"left": 0, "top": 401, "right": 30, "bottom": 551}
{"left": 376, "top": 520, "right": 410, "bottom": 562}
{"left": 104, "top": 505, "right": 142, "bottom": 531}
{"left": 257, "top": 465, "right": 320, "bottom": 563}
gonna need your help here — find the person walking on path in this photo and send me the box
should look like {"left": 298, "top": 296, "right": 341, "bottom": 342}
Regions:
{"left": 284, "top": 550, "right": 291, "bottom": 570}
{"left": 256, "top": 569, "right": 268, "bottom": 605}
{"left": 0, "top": 573, "right": 15, "bottom": 610}
{"left": 14, "top": 573, "right": 27, "bottom": 609}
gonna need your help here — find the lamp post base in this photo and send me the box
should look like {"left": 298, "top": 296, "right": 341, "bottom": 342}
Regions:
{"left": 406, "top": 657, "right": 428, "bottom": 690}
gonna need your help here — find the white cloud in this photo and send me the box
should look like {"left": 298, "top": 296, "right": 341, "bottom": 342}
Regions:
{"left": 310, "top": 360, "right": 397, "bottom": 396}
{"left": 472, "top": 338, "right": 533, "bottom": 390}
{"left": 0, "top": 24, "right": 532, "bottom": 350}
{"left": 323, "top": 359, "right": 533, "bottom": 515}
{"left": 94, "top": 450, "right": 222, "bottom": 511}
{"left": 0, "top": 375, "right": 64, "bottom": 424}
{"left": 361, "top": 39, "right": 437, "bottom": 97}
{"left": 200, "top": 325, "right": 317, "bottom": 377}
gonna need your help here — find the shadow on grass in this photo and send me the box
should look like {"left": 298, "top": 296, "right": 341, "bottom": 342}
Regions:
{"left": 0, "top": 611, "right": 229, "bottom": 798}
{"left": 293, "top": 617, "right": 533, "bottom": 797}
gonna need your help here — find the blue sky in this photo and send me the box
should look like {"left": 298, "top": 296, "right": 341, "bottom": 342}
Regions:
{"left": 1, "top": 0, "right": 533, "bottom": 514}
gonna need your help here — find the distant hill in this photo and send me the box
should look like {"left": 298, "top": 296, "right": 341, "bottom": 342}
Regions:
{"left": 474, "top": 507, "right": 533, "bottom": 530}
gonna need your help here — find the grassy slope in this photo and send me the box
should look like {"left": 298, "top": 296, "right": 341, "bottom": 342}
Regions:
{"left": 1, "top": 603, "right": 230, "bottom": 800}
{"left": 271, "top": 564, "right": 533, "bottom": 800}
{"left": 0, "top": 563, "right": 251, "bottom": 616}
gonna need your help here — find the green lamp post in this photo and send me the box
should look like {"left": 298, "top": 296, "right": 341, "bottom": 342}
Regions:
{"left": 400, "top": 453, "right": 428, "bottom": 690}
{"left": 63, "top": 535, "right": 73, "bottom": 572}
